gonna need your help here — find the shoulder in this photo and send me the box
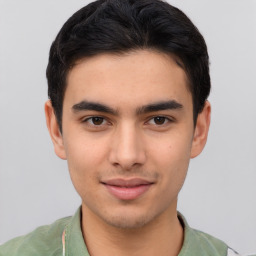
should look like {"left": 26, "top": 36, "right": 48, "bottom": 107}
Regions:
{"left": 178, "top": 213, "right": 240, "bottom": 256}
{"left": 183, "top": 227, "right": 228, "bottom": 255}
{"left": 191, "top": 228, "right": 228, "bottom": 251}
{"left": 183, "top": 228, "right": 242, "bottom": 256}
{"left": 0, "top": 216, "right": 71, "bottom": 256}
{"left": 193, "top": 230, "right": 244, "bottom": 256}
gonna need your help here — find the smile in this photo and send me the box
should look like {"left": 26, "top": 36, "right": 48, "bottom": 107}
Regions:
{"left": 102, "top": 178, "right": 154, "bottom": 200}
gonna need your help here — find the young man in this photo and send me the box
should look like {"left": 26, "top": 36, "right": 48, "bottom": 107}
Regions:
{"left": 0, "top": 0, "right": 243, "bottom": 255}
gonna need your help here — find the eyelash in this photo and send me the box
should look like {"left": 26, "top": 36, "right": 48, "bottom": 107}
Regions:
{"left": 146, "top": 116, "right": 173, "bottom": 126}
{"left": 82, "top": 116, "right": 109, "bottom": 126}
{"left": 82, "top": 115, "right": 174, "bottom": 128}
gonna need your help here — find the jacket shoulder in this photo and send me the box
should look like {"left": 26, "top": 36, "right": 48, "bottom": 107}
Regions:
{"left": 0, "top": 216, "right": 71, "bottom": 256}
{"left": 191, "top": 228, "right": 228, "bottom": 255}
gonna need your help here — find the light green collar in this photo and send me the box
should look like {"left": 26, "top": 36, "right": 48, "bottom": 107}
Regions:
{"left": 63, "top": 208, "right": 227, "bottom": 256}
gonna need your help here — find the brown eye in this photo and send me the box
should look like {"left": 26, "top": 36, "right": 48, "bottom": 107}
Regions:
{"left": 153, "top": 116, "right": 167, "bottom": 125}
{"left": 91, "top": 117, "right": 104, "bottom": 125}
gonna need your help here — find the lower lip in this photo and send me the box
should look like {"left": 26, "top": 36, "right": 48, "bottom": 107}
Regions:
{"left": 104, "top": 184, "right": 152, "bottom": 200}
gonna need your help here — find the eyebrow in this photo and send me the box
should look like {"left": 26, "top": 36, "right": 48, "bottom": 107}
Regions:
{"left": 72, "top": 100, "right": 183, "bottom": 115}
{"left": 136, "top": 100, "right": 183, "bottom": 115}
{"left": 72, "top": 101, "right": 118, "bottom": 115}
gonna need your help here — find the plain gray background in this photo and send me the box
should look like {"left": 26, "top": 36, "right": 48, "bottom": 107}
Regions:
{"left": 0, "top": 0, "right": 255, "bottom": 254}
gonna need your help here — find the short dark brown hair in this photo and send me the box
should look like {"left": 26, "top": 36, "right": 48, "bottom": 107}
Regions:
{"left": 46, "top": 0, "right": 210, "bottom": 131}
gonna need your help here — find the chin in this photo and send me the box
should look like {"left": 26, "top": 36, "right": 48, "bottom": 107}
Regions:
{"left": 98, "top": 206, "right": 163, "bottom": 230}
{"left": 104, "top": 214, "right": 151, "bottom": 229}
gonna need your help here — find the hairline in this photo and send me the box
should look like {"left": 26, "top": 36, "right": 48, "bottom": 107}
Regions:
{"left": 56, "top": 48, "right": 196, "bottom": 132}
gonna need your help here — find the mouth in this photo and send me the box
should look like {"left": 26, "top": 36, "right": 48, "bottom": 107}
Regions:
{"left": 101, "top": 178, "right": 154, "bottom": 200}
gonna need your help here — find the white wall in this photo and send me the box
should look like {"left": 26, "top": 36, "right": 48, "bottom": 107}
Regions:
{"left": 0, "top": 0, "right": 255, "bottom": 254}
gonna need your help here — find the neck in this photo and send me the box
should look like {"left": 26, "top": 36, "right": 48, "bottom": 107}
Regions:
{"left": 81, "top": 204, "right": 184, "bottom": 256}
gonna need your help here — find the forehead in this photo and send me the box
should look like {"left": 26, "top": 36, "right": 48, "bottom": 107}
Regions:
{"left": 64, "top": 50, "right": 192, "bottom": 111}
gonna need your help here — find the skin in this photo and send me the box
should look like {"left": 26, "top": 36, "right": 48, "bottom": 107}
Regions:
{"left": 45, "top": 50, "right": 211, "bottom": 256}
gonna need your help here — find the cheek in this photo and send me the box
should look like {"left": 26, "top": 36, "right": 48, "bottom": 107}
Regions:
{"left": 63, "top": 134, "right": 108, "bottom": 193}
{"left": 149, "top": 133, "right": 192, "bottom": 188}
{"left": 150, "top": 131, "right": 192, "bottom": 165}
{"left": 64, "top": 128, "right": 108, "bottom": 167}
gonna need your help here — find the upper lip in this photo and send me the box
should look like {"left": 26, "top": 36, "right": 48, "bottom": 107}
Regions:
{"left": 101, "top": 178, "right": 154, "bottom": 187}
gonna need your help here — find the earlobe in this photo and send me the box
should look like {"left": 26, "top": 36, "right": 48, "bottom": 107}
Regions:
{"left": 190, "top": 101, "right": 211, "bottom": 159}
{"left": 44, "top": 100, "right": 67, "bottom": 160}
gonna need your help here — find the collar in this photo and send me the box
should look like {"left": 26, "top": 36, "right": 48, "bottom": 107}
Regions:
{"left": 62, "top": 207, "right": 90, "bottom": 256}
{"left": 62, "top": 208, "right": 227, "bottom": 256}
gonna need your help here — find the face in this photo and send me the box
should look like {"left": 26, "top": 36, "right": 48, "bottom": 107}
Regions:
{"left": 46, "top": 50, "right": 210, "bottom": 229}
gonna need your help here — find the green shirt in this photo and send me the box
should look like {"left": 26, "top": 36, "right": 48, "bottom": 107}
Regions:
{"left": 0, "top": 207, "right": 239, "bottom": 256}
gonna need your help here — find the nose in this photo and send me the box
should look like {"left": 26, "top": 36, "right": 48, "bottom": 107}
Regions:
{"left": 109, "top": 123, "right": 146, "bottom": 170}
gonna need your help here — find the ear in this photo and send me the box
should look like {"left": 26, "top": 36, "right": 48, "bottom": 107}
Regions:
{"left": 190, "top": 101, "right": 211, "bottom": 158}
{"left": 45, "top": 100, "right": 67, "bottom": 160}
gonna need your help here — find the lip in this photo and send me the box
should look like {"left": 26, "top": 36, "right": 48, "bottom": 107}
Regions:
{"left": 102, "top": 178, "right": 154, "bottom": 200}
